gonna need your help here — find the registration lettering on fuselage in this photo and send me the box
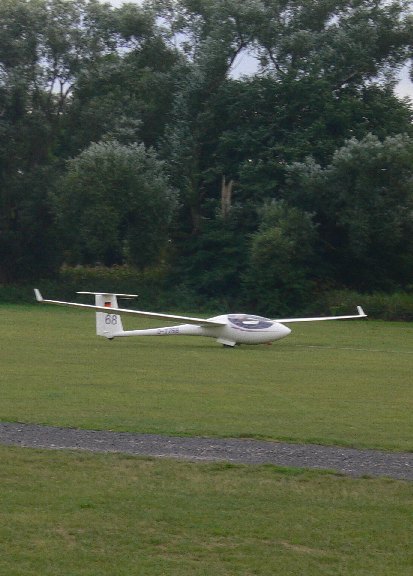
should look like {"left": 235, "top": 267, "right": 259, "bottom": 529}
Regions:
{"left": 157, "top": 327, "right": 180, "bottom": 335}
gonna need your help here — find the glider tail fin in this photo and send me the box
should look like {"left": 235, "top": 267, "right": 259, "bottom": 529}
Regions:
{"left": 77, "top": 292, "right": 136, "bottom": 339}
{"left": 97, "top": 294, "right": 123, "bottom": 339}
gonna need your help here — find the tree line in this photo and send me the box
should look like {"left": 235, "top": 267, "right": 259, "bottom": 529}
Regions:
{"left": 1, "top": 0, "right": 413, "bottom": 314}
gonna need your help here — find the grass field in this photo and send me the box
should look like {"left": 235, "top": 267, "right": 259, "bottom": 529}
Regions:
{"left": 1, "top": 304, "right": 412, "bottom": 450}
{"left": 1, "top": 304, "right": 413, "bottom": 575}
{"left": 1, "top": 446, "right": 412, "bottom": 576}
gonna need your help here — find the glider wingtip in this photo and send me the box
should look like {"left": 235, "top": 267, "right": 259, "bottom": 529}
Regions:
{"left": 34, "top": 288, "right": 43, "bottom": 302}
{"left": 357, "top": 305, "right": 367, "bottom": 317}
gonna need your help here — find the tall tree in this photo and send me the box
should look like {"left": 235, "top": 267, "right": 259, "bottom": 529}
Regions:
{"left": 159, "top": 0, "right": 264, "bottom": 233}
{"left": 242, "top": 201, "right": 318, "bottom": 315}
{"left": 161, "top": 0, "right": 413, "bottom": 228}
{"left": 55, "top": 141, "right": 177, "bottom": 268}
{"left": 253, "top": 0, "right": 412, "bottom": 87}
{"left": 63, "top": 1, "right": 178, "bottom": 153}
{"left": 284, "top": 133, "right": 413, "bottom": 290}
{"left": 0, "top": 0, "right": 130, "bottom": 281}
{"left": 212, "top": 76, "right": 413, "bottom": 204}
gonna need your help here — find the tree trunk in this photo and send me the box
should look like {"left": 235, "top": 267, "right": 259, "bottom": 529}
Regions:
{"left": 221, "top": 175, "right": 234, "bottom": 218}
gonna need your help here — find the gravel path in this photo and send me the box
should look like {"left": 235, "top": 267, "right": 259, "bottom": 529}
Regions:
{"left": 1, "top": 422, "right": 412, "bottom": 481}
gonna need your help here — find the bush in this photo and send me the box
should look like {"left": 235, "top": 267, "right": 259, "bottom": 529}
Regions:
{"left": 1, "top": 268, "right": 413, "bottom": 321}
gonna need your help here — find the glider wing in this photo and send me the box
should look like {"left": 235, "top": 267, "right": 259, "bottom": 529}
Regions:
{"left": 274, "top": 306, "right": 367, "bottom": 323}
{"left": 34, "top": 289, "right": 225, "bottom": 327}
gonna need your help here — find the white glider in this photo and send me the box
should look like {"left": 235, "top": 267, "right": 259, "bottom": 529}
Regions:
{"left": 34, "top": 289, "right": 366, "bottom": 347}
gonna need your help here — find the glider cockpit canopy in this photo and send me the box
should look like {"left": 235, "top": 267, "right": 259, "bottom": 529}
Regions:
{"left": 227, "top": 314, "right": 274, "bottom": 330}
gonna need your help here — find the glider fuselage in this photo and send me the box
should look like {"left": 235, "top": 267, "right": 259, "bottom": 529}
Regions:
{"left": 111, "top": 314, "right": 291, "bottom": 346}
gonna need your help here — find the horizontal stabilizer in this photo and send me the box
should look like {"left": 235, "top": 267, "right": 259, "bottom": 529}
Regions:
{"left": 77, "top": 292, "right": 138, "bottom": 299}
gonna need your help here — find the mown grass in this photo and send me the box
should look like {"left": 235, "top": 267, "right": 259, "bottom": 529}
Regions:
{"left": 1, "top": 305, "right": 412, "bottom": 450}
{"left": 0, "top": 446, "right": 412, "bottom": 576}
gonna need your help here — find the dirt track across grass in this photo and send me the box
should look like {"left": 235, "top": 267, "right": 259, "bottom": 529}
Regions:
{"left": 1, "top": 422, "right": 412, "bottom": 480}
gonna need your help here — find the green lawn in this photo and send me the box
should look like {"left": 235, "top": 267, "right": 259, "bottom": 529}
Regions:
{"left": 0, "top": 446, "right": 412, "bottom": 576}
{"left": 1, "top": 305, "right": 412, "bottom": 576}
{"left": 1, "top": 305, "right": 412, "bottom": 450}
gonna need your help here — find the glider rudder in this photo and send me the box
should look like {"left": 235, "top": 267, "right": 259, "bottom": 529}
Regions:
{"left": 76, "top": 292, "right": 136, "bottom": 339}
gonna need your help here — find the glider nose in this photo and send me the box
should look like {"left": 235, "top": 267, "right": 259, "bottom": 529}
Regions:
{"left": 278, "top": 323, "right": 291, "bottom": 339}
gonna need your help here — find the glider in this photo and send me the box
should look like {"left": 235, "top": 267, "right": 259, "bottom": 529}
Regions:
{"left": 34, "top": 289, "right": 366, "bottom": 347}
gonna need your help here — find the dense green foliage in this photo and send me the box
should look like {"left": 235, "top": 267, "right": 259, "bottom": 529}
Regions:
{"left": 55, "top": 141, "right": 177, "bottom": 267}
{"left": 1, "top": 0, "right": 413, "bottom": 313}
